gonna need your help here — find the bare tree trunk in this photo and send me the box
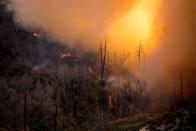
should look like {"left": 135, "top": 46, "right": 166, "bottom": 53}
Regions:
{"left": 100, "top": 40, "right": 107, "bottom": 79}
{"left": 100, "top": 41, "right": 103, "bottom": 79}
{"left": 117, "top": 78, "right": 120, "bottom": 118}
{"left": 180, "top": 72, "right": 183, "bottom": 103}
{"left": 138, "top": 40, "right": 142, "bottom": 66}
{"left": 173, "top": 79, "right": 176, "bottom": 110}
{"left": 73, "top": 80, "right": 77, "bottom": 117}
{"left": 54, "top": 85, "right": 58, "bottom": 131}
{"left": 24, "top": 84, "right": 27, "bottom": 131}
{"left": 102, "top": 40, "right": 107, "bottom": 78}
{"left": 54, "top": 100, "right": 58, "bottom": 131}
{"left": 96, "top": 40, "right": 107, "bottom": 131}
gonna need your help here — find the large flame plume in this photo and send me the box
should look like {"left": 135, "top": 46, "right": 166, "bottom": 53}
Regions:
{"left": 7, "top": 0, "right": 196, "bottom": 100}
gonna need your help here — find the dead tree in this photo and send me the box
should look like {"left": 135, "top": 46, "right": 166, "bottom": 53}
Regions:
{"left": 173, "top": 79, "right": 176, "bottom": 110}
{"left": 96, "top": 39, "right": 107, "bottom": 131}
{"left": 54, "top": 100, "right": 58, "bottom": 131}
{"left": 72, "top": 79, "right": 78, "bottom": 117}
{"left": 134, "top": 40, "right": 145, "bottom": 112}
{"left": 22, "top": 74, "right": 31, "bottom": 131}
{"left": 100, "top": 39, "right": 107, "bottom": 79}
{"left": 117, "top": 77, "right": 120, "bottom": 118}
{"left": 54, "top": 85, "right": 58, "bottom": 131}
{"left": 113, "top": 51, "right": 130, "bottom": 118}
{"left": 98, "top": 39, "right": 108, "bottom": 107}
{"left": 24, "top": 81, "right": 27, "bottom": 131}
{"left": 138, "top": 41, "right": 142, "bottom": 66}
{"left": 136, "top": 40, "right": 144, "bottom": 67}
{"left": 21, "top": 74, "right": 33, "bottom": 131}
{"left": 180, "top": 72, "right": 183, "bottom": 103}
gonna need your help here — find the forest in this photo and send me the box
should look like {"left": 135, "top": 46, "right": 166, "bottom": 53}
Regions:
{"left": 0, "top": 0, "right": 195, "bottom": 131}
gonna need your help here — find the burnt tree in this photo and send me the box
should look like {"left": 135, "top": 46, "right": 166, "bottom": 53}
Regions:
{"left": 24, "top": 81, "right": 27, "bottom": 131}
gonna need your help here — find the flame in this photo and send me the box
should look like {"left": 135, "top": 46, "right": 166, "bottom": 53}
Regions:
{"left": 59, "top": 51, "right": 72, "bottom": 59}
{"left": 32, "top": 33, "right": 41, "bottom": 38}
{"left": 108, "top": 95, "right": 113, "bottom": 108}
{"left": 59, "top": 51, "right": 80, "bottom": 63}
{"left": 106, "top": 0, "right": 161, "bottom": 53}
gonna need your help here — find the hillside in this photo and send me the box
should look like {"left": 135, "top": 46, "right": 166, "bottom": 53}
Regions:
{"left": 0, "top": 1, "right": 196, "bottom": 131}
{"left": 0, "top": 2, "right": 99, "bottom": 130}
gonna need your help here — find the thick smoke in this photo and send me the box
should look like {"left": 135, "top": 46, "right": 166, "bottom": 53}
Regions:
{"left": 140, "top": 0, "right": 196, "bottom": 101}
{"left": 7, "top": 0, "right": 196, "bottom": 101}
{"left": 8, "top": 0, "right": 136, "bottom": 48}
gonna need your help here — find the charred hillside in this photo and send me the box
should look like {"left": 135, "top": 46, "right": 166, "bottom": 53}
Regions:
{"left": 1, "top": 1, "right": 195, "bottom": 131}
{"left": 0, "top": 3, "right": 146, "bottom": 130}
{"left": 0, "top": 2, "right": 66, "bottom": 73}
{"left": 0, "top": 1, "right": 99, "bottom": 78}
{"left": 0, "top": 2, "right": 99, "bottom": 130}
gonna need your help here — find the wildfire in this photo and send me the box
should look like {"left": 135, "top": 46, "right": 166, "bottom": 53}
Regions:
{"left": 108, "top": 96, "right": 113, "bottom": 108}
{"left": 32, "top": 33, "right": 41, "bottom": 38}
{"left": 87, "top": 66, "right": 96, "bottom": 74}
{"left": 59, "top": 51, "right": 80, "bottom": 63}
{"left": 59, "top": 51, "right": 99, "bottom": 77}
{"left": 59, "top": 51, "right": 72, "bottom": 59}
{"left": 107, "top": 0, "right": 160, "bottom": 53}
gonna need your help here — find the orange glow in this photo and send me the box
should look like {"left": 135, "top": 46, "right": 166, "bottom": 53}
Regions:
{"left": 59, "top": 51, "right": 80, "bottom": 62}
{"left": 32, "top": 33, "right": 41, "bottom": 38}
{"left": 59, "top": 51, "right": 72, "bottom": 59}
{"left": 106, "top": 0, "right": 161, "bottom": 54}
{"left": 108, "top": 96, "right": 113, "bottom": 108}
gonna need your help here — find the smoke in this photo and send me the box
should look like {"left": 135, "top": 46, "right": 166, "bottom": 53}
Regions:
{"left": 7, "top": 0, "right": 196, "bottom": 101}
{"left": 140, "top": 0, "right": 196, "bottom": 101}
{"left": 8, "top": 0, "right": 136, "bottom": 48}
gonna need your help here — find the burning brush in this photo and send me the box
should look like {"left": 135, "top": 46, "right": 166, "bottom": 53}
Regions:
{"left": 59, "top": 51, "right": 80, "bottom": 64}
{"left": 32, "top": 32, "right": 41, "bottom": 38}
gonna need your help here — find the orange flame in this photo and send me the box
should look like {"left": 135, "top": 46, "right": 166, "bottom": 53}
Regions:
{"left": 59, "top": 51, "right": 72, "bottom": 59}
{"left": 59, "top": 51, "right": 80, "bottom": 63}
{"left": 32, "top": 33, "right": 41, "bottom": 38}
{"left": 108, "top": 95, "right": 113, "bottom": 108}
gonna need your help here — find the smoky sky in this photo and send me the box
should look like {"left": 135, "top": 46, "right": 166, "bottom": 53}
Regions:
{"left": 141, "top": 0, "right": 196, "bottom": 98}
{"left": 7, "top": 0, "right": 196, "bottom": 98}
{"left": 7, "top": 0, "right": 136, "bottom": 48}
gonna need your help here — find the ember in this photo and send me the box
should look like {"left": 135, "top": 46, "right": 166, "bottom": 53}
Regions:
{"left": 108, "top": 96, "right": 113, "bottom": 108}
{"left": 32, "top": 33, "right": 41, "bottom": 38}
{"left": 59, "top": 51, "right": 72, "bottom": 59}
